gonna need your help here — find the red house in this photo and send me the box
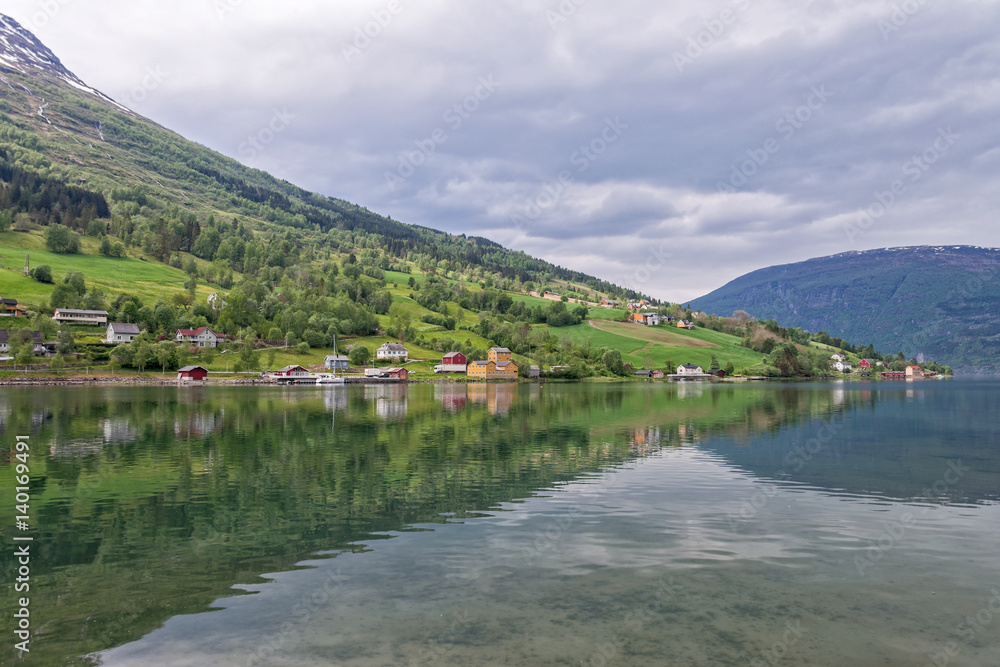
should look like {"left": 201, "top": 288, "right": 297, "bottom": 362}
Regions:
{"left": 443, "top": 351, "right": 467, "bottom": 365}
{"left": 274, "top": 365, "right": 310, "bottom": 378}
{"left": 858, "top": 359, "right": 872, "bottom": 370}
{"left": 177, "top": 365, "right": 208, "bottom": 382}
{"left": 386, "top": 367, "right": 409, "bottom": 381}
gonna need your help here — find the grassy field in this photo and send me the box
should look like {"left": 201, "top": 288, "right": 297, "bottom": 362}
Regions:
{"left": 0, "top": 231, "right": 216, "bottom": 307}
{"left": 554, "top": 320, "right": 765, "bottom": 371}
{"left": 588, "top": 319, "right": 717, "bottom": 347}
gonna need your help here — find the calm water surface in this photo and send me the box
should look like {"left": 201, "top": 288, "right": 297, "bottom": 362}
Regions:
{"left": 1, "top": 380, "right": 998, "bottom": 666}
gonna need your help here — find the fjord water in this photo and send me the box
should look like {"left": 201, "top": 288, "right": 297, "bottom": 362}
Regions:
{"left": 2, "top": 381, "right": 999, "bottom": 666}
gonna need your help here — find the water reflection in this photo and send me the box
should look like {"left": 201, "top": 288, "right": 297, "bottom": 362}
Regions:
{"left": 0, "top": 381, "right": 997, "bottom": 666}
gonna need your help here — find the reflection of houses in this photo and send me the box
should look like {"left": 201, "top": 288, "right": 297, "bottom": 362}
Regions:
{"left": 49, "top": 439, "right": 105, "bottom": 458}
{"left": 434, "top": 384, "right": 468, "bottom": 412}
{"left": 676, "top": 383, "right": 704, "bottom": 399}
{"left": 323, "top": 387, "right": 349, "bottom": 413}
{"left": 467, "top": 382, "right": 517, "bottom": 415}
{"left": 467, "top": 347, "right": 518, "bottom": 379}
{"left": 102, "top": 418, "right": 138, "bottom": 443}
{"left": 364, "top": 384, "right": 408, "bottom": 420}
{"left": 174, "top": 412, "right": 220, "bottom": 438}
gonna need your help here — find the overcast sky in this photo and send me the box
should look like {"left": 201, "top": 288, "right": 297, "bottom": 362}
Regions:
{"left": 4, "top": 0, "right": 999, "bottom": 301}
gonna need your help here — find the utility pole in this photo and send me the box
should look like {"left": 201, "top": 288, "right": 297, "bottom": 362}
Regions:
{"left": 23, "top": 251, "right": 29, "bottom": 276}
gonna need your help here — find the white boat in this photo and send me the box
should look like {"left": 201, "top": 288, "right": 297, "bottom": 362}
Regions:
{"left": 314, "top": 373, "right": 346, "bottom": 385}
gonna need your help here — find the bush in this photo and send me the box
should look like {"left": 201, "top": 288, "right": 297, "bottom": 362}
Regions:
{"left": 296, "top": 341, "right": 310, "bottom": 354}
{"left": 29, "top": 264, "right": 53, "bottom": 283}
{"left": 44, "top": 225, "right": 81, "bottom": 254}
{"left": 348, "top": 344, "right": 370, "bottom": 366}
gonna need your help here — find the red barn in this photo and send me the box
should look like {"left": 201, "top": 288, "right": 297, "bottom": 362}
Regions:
{"left": 386, "top": 367, "right": 409, "bottom": 381}
{"left": 177, "top": 365, "right": 208, "bottom": 382}
{"left": 443, "top": 351, "right": 467, "bottom": 365}
{"left": 858, "top": 359, "right": 872, "bottom": 370}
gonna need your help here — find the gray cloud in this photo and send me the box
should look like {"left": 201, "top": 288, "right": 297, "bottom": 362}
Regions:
{"left": 5, "top": 0, "right": 999, "bottom": 301}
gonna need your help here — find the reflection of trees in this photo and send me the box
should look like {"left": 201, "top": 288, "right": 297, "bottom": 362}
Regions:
{"left": 0, "top": 382, "right": 944, "bottom": 666}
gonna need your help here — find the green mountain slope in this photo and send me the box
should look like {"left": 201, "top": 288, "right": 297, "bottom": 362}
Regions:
{"left": 692, "top": 246, "right": 1000, "bottom": 374}
{"left": 0, "top": 13, "right": 633, "bottom": 297}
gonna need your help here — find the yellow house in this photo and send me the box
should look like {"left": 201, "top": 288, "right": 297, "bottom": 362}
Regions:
{"left": 467, "top": 348, "right": 518, "bottom": 379}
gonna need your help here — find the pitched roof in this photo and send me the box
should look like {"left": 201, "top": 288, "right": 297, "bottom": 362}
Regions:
{"left": 379, "top": 343, "right": 407, "bottom": 351}
{"left": 108, "top": 323, "right": 141, "bottom": 334}
{"left": 277, "top": 365, "right": 309, "bottom": 372}
{"left": 177, "top": 365, "right": 207, "bottom": 373}
{"left": 324, "top": 354, "right": 349, "bottom": 361}
{"left": 176, "top": 327, "right": 213, "bottom": 336}
{"left": 0, "top": 329, "right": 43, "bottom": 344}
{"left": 679, "top": 364, "right": 702, "bottom": 370}
{"left": 490, "top": 347, "right": 512, "bottom": 353}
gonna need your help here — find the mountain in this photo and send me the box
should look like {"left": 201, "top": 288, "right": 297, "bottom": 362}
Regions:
{"left": 692, "top": 246, "right": 1000, "bottom": 374}
{"left": 0, "top": 13, "right": 631, "bottom": 297}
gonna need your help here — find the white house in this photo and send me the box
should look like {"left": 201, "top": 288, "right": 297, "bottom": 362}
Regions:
{"left": 830, "top": 353, "right": 845, "bottom": 362}
{"left": 0, "top": 329, "right": 46, "bottom": 356}
{"left": 104, "top": 322, "right": 141, "bottom": 344}
{"left": 833, "top": 361, "right": 852, "bottom": 372}
{"left": 376, "top": 343, "right": 408, "bottom": 361}
{"left": 677, "top": 364, "right": 704, "bottom": 376}
{"left": 175, "top": 327, "right": 220, "bottom": 348}
{"left": 53, "top": 308, "right": 108, "bottom": 325}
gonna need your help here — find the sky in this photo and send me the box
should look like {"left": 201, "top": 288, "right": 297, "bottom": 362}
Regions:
{"left": 3, "top": 0, "right": 999, "bottom": 301}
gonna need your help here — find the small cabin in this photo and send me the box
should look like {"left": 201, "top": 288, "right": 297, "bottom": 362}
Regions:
{"left": 177, "top": 365, "right": 208, "bottom": 382}
{"left": 386, "top": 367, "right": 409, "bottom": 380}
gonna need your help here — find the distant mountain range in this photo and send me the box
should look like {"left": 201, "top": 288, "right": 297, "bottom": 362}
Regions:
{"left": 692, "top": 246, "right": 1000, "bottom": 374}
